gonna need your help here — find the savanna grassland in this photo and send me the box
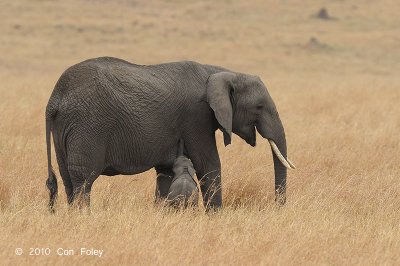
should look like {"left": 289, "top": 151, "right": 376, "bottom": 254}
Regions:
{"left": 1, "top": 0, "right": 399, "bottom": 265}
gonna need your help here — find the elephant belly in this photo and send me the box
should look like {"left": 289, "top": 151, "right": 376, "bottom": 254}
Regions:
{"left": 103, "top": 140, "right": 179, "bottom": 176}
{"left": 101, "top": 164, "right": 154, "bottom": 176}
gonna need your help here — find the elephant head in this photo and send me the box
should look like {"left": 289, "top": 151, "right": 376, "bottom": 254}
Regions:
{"left": 206, "top": 72, "right": 295, "bottom": 204}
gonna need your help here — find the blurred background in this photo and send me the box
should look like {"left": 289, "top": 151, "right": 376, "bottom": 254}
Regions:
{"left": 2, "top": 0, "right": 399, "bottom": 79}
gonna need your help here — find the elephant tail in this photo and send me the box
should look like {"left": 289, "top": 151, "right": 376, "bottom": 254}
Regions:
{"left": 45, "top": 94, "right": 60, "bottom": 213}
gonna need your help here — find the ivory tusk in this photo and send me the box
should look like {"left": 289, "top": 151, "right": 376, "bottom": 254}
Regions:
{"left": 268, "top": 140, "right": 295, "bottom": 170}
{"left": 287, "top": 158, "right": 296, "bottom": 169}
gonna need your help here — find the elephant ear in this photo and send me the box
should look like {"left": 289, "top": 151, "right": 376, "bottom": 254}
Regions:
{"left": 206, "top": 72, "right": 236, "bottom": 146}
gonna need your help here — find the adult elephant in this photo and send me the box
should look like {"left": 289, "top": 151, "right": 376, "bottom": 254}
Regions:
{"left": 45, "top": 57, "right": 294, "bottom": 211}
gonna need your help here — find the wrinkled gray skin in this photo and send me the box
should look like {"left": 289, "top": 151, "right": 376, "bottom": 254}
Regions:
{"left": 46, "top": 57, "right": 289, "bottom": 211}
{"left": 166, "top": 139, "right": 199, "bottom": 207}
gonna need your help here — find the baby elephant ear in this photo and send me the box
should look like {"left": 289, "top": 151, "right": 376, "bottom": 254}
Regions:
{"left": 206, "top": 72, "right": 236, "bottom": 146}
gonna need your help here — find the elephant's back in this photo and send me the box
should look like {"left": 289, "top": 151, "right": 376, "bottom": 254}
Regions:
{"left": 52, "top": 57, "right": 149, "bottom": 113}
{"left": 50, "top": 58, "right": 138, "bottom": 138}
{"left": 50, "top": 57, "right": 192, "bottom": 155}
{"left": 50, "top": 57, "right": 210, "bottom": 136}
{"left": 54, "top": 57, "right": 147, "bottom": 93}
{"left": 53, "top": 57, "right": 208, "bottom": 100}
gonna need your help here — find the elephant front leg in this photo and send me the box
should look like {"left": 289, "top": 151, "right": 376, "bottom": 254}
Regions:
{"left": 184, "top": 134, "right": 222, "bottom": 210}
{"left": 198, "top": 169, "right": 222, "bottom": 210}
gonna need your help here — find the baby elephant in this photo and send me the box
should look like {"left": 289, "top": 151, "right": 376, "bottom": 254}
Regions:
{"left": 167, "top": 140, "right": 199, "bottom": 207}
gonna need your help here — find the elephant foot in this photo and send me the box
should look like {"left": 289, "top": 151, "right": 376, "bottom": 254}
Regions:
{"left": 275, "top": 191, "right": 286, "bottom": 206}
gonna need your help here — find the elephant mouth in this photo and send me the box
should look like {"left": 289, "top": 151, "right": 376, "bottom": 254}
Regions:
{"left": 246, "top": 126, "right": 256, "bottom": 147}
{"left": 236, "top": 125, "right": 256, "bottom": 147}
{"left": 268, "top": 139, "right": 296, "bottom": 169}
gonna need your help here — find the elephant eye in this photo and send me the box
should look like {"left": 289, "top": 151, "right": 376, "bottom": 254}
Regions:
{"left": 256, "top": 105, "right": 263, "bottom": 110}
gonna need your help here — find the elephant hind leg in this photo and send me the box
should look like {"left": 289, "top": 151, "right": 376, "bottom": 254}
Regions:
{"left": 48, "top": 155, "right": 74, "bottom": 211}
{"left": 67, "top": 152, "right": 103, "bottom": 209}
{"left": 68, "top": 165, "right": 98, "bottom": 209}
{"left": 72, "top": 181, "right": 93, "bottom": 209}
{"left": 58, "top": 161, "right": 74, "bottom": 205}
{"left": 65, "top": 137, "right": 106, "bottom": 209}
{"left": 155, "top": 166, "right": 173, "bottom": 202}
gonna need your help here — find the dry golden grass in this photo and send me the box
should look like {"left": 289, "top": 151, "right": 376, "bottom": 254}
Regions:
{"left": 1, "top": 0, "right": 399, "bottom": 265}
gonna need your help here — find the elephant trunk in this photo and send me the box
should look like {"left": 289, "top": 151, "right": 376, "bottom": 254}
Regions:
{"left": 256, "top": 115, "right": 294, "bottom": 205}
{"left": 272, "top": 139, "right": 288, "bottom": 205}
